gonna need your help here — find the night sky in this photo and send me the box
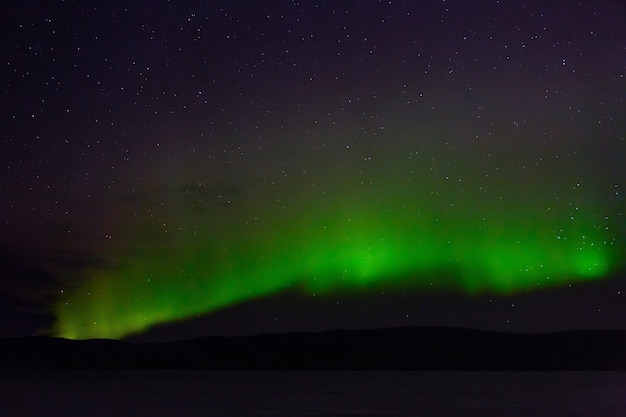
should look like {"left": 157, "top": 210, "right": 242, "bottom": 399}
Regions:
{"left": 1, "top": 0, "right": 625, "bottom": 342}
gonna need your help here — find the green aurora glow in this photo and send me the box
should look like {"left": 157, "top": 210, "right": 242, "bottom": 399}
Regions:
{"left": 51, "top": 162, "right": 621, "bottom": 340}
{"left": 5, "top": 0, "right": 625, "bottom": 343}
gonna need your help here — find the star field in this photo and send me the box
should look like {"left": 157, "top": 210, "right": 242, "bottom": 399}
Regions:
{"left": 1, "top": 1, "right": 625, "bottom": 341}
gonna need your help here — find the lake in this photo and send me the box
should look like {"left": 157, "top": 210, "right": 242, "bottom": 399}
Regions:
{"left": 1, "top": 371, "right": 625, "bottom": 416}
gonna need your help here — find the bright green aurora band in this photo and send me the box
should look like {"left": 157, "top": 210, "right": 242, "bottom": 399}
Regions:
{"left": 52, "top": 152, "right": 621, "bottom": 340}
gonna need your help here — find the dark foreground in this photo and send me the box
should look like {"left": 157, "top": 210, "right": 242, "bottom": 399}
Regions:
{"left": 2, "top": 327, "right": 626, "bottom": 370}
{"left": 2, "top": 371, "right": 625, "bottom": 416}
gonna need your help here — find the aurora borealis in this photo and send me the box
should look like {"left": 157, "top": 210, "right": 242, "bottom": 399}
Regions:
{"left": 52, "top": 156, "right": 617, "bottom": 340}
{"left": 2, "top": 1, "right": 625, "bottom": 341}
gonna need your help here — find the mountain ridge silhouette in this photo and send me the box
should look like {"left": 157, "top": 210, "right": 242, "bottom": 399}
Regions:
{"left": 2, "top": 326, "right": 626, "bottom": 370}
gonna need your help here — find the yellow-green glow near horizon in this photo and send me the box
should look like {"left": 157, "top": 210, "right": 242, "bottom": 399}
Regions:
{"left": 52, "top": 177, "right": 617, "bottom": 339}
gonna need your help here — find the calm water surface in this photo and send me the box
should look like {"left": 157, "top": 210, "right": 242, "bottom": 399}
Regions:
{"left": 1, "top": 371, "right": 625, "bottom": 416}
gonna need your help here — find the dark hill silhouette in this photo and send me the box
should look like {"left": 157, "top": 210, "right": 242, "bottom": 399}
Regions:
{"left": 2, "top": 327, "right": 626, "bottom": 370}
